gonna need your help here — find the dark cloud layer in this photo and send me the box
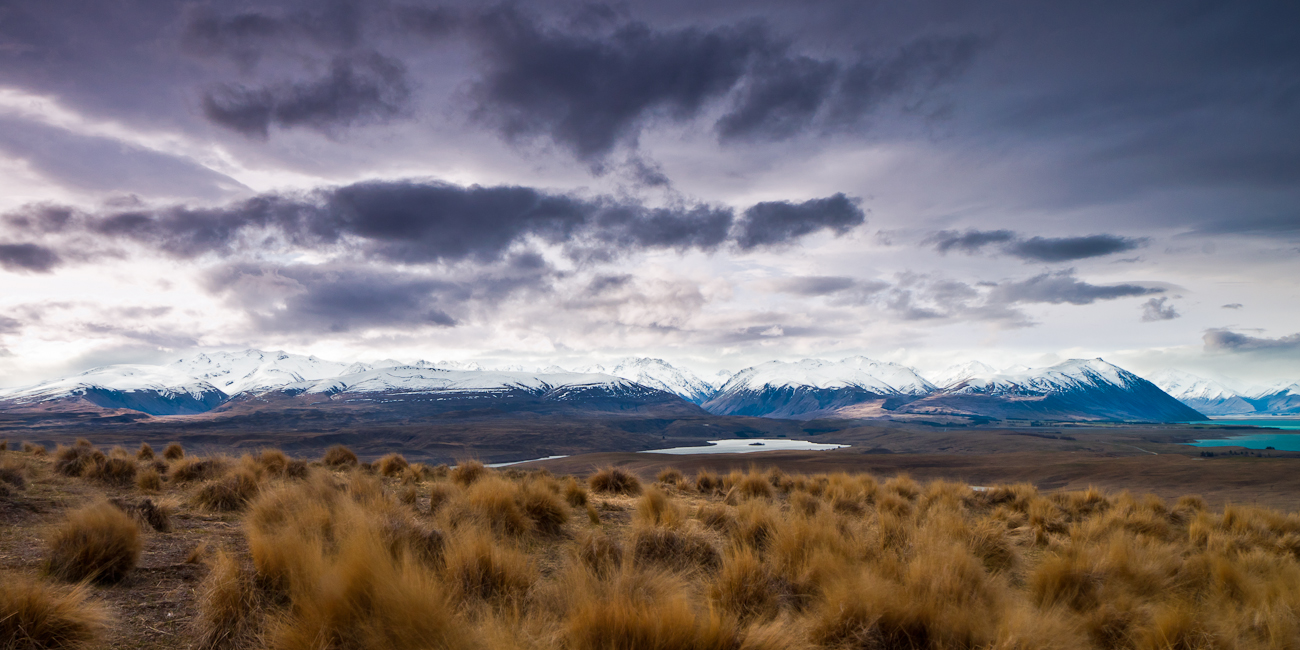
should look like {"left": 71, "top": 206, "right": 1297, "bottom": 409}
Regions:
{"left": 1204, "top": 329, "right": 1300, "bottom": 353}
{"left": 0, "top": 243, "right": 61, "bottom": 273}
{"left": 202, "top": 52, "right": 409, "bottom": 137}
{"left": 465, "top": 6, "right": 981, "bottom": 162}
{"left": 3, "top": 181, "right": 863, "bottom": 265}
{"left": 927, "top": 230, "right": 1145, "bottom": 262}
{"left": 987, "top": 270, "right": 1160, "bottom": 305}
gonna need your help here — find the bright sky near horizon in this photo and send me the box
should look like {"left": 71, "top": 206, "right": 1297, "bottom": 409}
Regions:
{"left": 0, "top": 0, "right": 1297, "bottom": 387}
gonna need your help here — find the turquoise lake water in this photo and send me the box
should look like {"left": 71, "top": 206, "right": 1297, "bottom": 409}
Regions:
{"left": 1187, "top": 419, "right": 1300, "bottom": 450}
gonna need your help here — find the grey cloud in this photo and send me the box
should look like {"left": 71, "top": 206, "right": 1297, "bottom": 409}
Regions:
{"left": 1140, "top": 297, "right": 1179, "bottom": 322}
{"left": 734, "top": 193, "right": 865, "bottom": 250}
{"left": 770, "top": 275, "right": 858, "bottom": 296}
{"left": 204, "top": 263, "right": 486, "bottom": 334}
{"left": 926, "top": 229, "right": 1015, "bottom": 254}
{"left": 1222, "top": 303, "right": 1243, "bottom": 309}
{"left": 927, "top": 229, "right": 1145, "bottom": 262}
{"left": 202, "top": 51, "right": 410, "bottom": 137}
{"left": 465, "top": 6, "right": 981, "bottom": 162}
{"left": 0, "top": 315, "right": 22, "bottom": 334}
{"left": 0, "top": 243, "right": 61, "bottom": 273}
{"left": 1007, "top": 235, "right": 1145, "bottom": 262}
{"left": 1204, "top": 329, "right": 1300, "bottom": 353}
{"left": 183, "top": 3, "right": 363, "bottom": 68}
{"left": 0, "top": 116, "right": 246, "bottom": 201}
{"left": 9, "top": 181, "right": 859, "bottom": 264}
{"left": 987, "top": 270, "right": 1161, "bottom": 306}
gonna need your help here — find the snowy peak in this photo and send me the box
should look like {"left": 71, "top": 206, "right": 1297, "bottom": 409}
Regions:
{"left": 167, "top": 350, "right": 355, "bottom": 395}
{"left": 946, "top": 358, "right": 1140, "bottom": 396}
{"left": 1149, "top": 370, "right": 1243, "bottom": 401}
{"left": 603, "top": 357, "right": 716, "bottom": 404}
{"left": 720, "top": 357, "right": 936, "bottom": 396}
{"left": 930, "top": 361, "right": 998, "bottom": 388}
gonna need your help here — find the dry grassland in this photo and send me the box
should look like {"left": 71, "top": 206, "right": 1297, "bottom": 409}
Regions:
{"left": 3, "top": 441, "right": 1300, "bottom": 649}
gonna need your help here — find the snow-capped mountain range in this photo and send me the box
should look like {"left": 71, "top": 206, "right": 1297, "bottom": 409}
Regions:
{"left": 1, "top": 349, "right": 1288, "bottom": 421}
{"left": 1147, "top": 369, "right": 1300, "bottom": 416}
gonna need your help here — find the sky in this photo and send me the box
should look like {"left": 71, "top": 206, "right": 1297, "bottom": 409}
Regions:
{"left": 0, "top": 0, "right": 1297, "bottom": 388}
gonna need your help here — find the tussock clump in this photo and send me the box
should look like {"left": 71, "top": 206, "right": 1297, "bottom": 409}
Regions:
{"left": 563, "top": 476, "right": 589, "bottom": 507}
{"left": 194, "top": 549, "right": 260, "bottom": 650}
{"left": 87, "top": 456, "right": 137, "bottom": 486}
{"left": 136, "top": 442, "right": 154, "bottom": 460}
{"left": 0, "top": 460, "right": 27, "bottom": 490}
{"left": 631, "top": 526, "right": 721, "bottom": 573}
{"left": 656, "top": 468, "right": 685, "bottom": 485}
{"left": 45, "top": 500, "right": 142, "bottom": 583}
{"left": 464, "top": 477, "right": 534, "bottom": 537}
{"left": 257, "top": 449, "right": 289, "bottom": 476}
{"left": 136, "top": 467, "right": 163, "bottom": 493}
{"left": 170, "top": 457, "right": 229, "bottom": 483}
{"left": 23, "top": 442, "right": 47, "bottom": 455}
{"left": 193, "top": 471, "right": 259, "bottom": 512}
{"left": 377, "top": 453, "right": 410, "bottom": 477}
{"left": 443, "top": 530, "right": 537, "bottom": 605}
{"left": 0, "top": 575, "right": 109, "bottom": 650}
{"left": 133, "top": 498, "right": 172, "bottom": 532}
{"left": 450, "top": 459, "right": 488, "bottom": 486}
{"left": 428, "top": 483, "right": 458, "bottom": 514}
{"left": 711, "top": 547, "right": 781, "bottom": 622}
{"left": 399, "top": 485, "right": 419, "bottom": 506}
{"left": 563, "top": 568, "right": 740, "bottom": 650}
{"left": 732, "top": 471, "right": 775, "bottom": 500}
{"left": 635, "top": 486, "right": 685, "bottom": 528}
{"left": 590, "top": 466, "right": 642, "bottom": 495}
{"left": 0, "top": 440, "right": 6, "bottom": 451}
{"left": 576, "top": 532, "right": 624, "bottom": 576}
{"left": 109, "top": 445, "right": 130, "bottom": 459}
{"left": 696, "top": 503, "right": 735, "bottom": 532}
{"left": 283, "top": 459, "right": 309, "bottom": 479}
{"left": 163, "top": 443, "right": 185, "bottom": 460}
{"left": 321, "top": 444, "right": 358, "bottom": 467}
{"left": 733, "top": 501, "right": 777, "bottom": 551}
{"left": 518, "top": 479, "right": 570, "bottom": 536}
{"left": 695, "top": 470, "right": 722, "bottom": 494}
{"left": 53, "top": 445, "right": 104, "bottom": 477}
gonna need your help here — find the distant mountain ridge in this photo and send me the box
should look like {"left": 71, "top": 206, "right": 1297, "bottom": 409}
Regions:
{"left": 1149, "top": 370, "right": 1300, "bottom": 416}
{"left": 1, "top": 349, "right": 1262, "bottom": 423}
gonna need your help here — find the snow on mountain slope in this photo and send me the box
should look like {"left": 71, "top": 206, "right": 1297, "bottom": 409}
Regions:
{"left": 930, "top": 361, "right": 998, "bottom": 388}
{"left": 1245, "top": 381, "right": 1300, "bottom": 414}
{"left": 946, "top": 359, "right": 1142, "bottom": 396}
{"left": 168, "top": 350, "right": 355, "bottom": 395}
{"left": 0, "top": 365, "right": 227, "bottom": 415}
{"left": 1148, "top": 370, "right": 1257, "bottom": 415}
{"left": 703, "top": 357, "right": 936, "bottom": 418}
{"left": 284, "top": 366, "right": 646, "bottom": 397}
{"left": 719, "top": 357, "right": 936, "bottom": 395}
{"left": 901, "top": 359, "right": 1207, "bottom": 422}
{"left": 603, "top": 358, "right": 716, "bottom": 404}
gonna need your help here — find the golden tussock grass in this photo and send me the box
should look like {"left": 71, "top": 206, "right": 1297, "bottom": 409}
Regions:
{"left": 162, "top": 443, "right": 184, "bottom": 460}
{"left": 170, "top": 457, "right": 230, "bottom": 483}
{"left": 135, "top": 467, "right": 163, "bottom": 493}
{"left": 590, "top": 466, "right": 642, "bottom": 495}
{"left": 320, "top": 444, "right": 358, "bottom": 467}
{"left": 0, "top": 459, "right": 28, "bottom": 490}
{"left": 136, "top": 442, "right": 155, "bottom": 461}
{"left": 377, "top": 452, "right": 410, "bottom": 477}
{"left": 44, "top": 499, "right": 142, "bottom": 584}
{"left": 21, "top": 452, "right": 1300, "bottom": 650}
{"left": 449, "top": 459, "right": 488, "bottom": 486}
{"left": 0, "top": 574, "right": 109, "bottom": 650}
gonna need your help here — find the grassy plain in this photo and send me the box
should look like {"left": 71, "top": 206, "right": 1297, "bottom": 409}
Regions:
{"left": 3, "top": 433, "right": 1300, "bottom": 649}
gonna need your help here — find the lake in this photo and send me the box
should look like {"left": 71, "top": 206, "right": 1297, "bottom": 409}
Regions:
{"left": 640, "top": 438, "right": 850, "bottom": 455}
{"left": 1186, "top": 419, "right": 1300, "bottom": 450}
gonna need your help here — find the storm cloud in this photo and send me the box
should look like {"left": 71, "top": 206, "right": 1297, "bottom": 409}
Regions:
{"left": 927, "top": 230, "right": 1145, "bottom": 262}
{"left": 986, "top": 270, "right": 1161, "bottom": 306}
{"left": 465, "top": 6, "right": 981, "bottom": 162}
{"left": 4, "top": 181, "right": 864, "bottom": 264}
{"left": 1140, "top": 297, "right": 1180, "bottom": 322}
{"left": 202, "top": 52, "right": 410, "bottom": 138}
